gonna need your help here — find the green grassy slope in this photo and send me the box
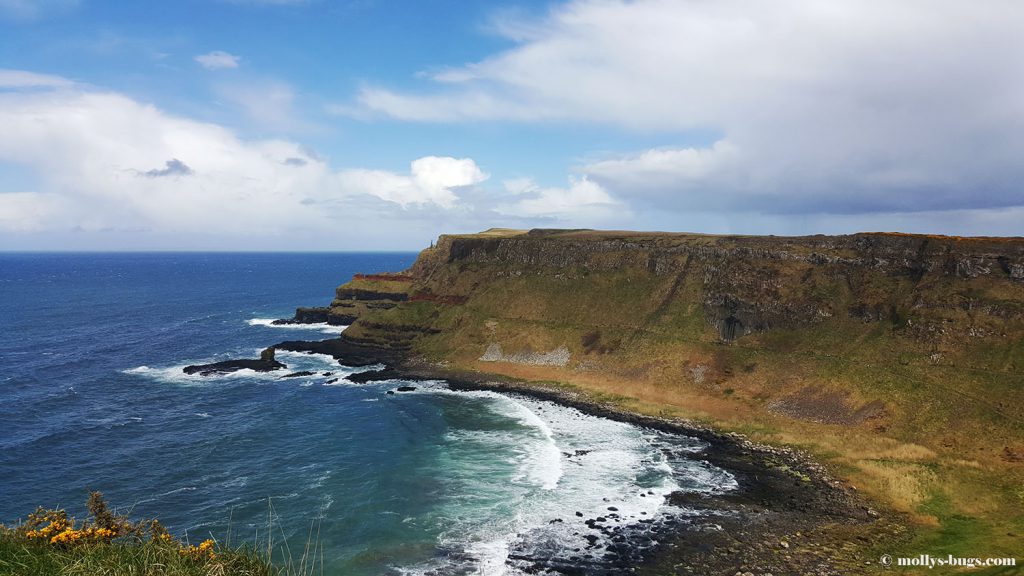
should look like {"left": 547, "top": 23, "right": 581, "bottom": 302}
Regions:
{"left": 333, "top": 229, "right": 1024, "bottom": 571}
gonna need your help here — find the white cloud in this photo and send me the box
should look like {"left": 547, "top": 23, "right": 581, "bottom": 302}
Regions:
{"left": 585, "top": 140, "right": 740, "bottom": 190}
{"left": 346, "top": 0, "right": 1024, "bottom": 217}
{"left": 0, "top": 69, "right": 73, "bottom": 89}
{"left": 0, "top": 73, "right": 537, "bottom": 248}
{"left": 339, "top": 156, "right": 488, "bottom": 209}
{"left": 0, "top": 79, "right": 343, "bottom": 238}
{"left": 195, "top": 50, "right": 241, "bottom": 70}
{"left": 496, "top": 176, "right": 622, "bottom": 222}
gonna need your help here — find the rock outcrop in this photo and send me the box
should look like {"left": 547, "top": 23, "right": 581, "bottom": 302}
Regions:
{"left": 273, "top": 307, "right": 332, "bottom": 325}
{"left": 183, "top": 347, "right": 285, "bottom": 376}
{"left": 326, "top": 273, "right": 412, "bottom": 325}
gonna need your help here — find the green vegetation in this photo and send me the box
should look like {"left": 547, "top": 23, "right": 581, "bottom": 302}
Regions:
{"left": 332, "top": 229, "right": 1024, "bottom": 574}
{"left": 0, "top": 493, "right": 319, "bottom": 576}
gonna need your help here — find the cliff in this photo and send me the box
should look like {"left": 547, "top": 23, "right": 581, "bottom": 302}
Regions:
{"left": 318, "top": 228, "right": 1024, "bottom": 563}
{"left": 340, "top": 228, "right": 1024, "bottom": 362}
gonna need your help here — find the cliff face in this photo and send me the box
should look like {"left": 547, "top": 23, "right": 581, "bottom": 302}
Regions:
{"left": 329, "top": 228, "right": 1024, "bottom": 433}
{"left": 399, "top": 229, "right": 1024, "bottom": 342}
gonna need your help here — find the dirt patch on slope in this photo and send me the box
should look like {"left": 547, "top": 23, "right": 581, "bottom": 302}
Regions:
{"left": 768, "top": 386, "right": 886, "bottom": 425}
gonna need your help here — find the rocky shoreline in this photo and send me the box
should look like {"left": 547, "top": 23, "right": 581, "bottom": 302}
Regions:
{"left": 390, "top": 363, "right": 903, "bottom": 575}
{"left": 202, "top": 332, "right": 903, "bottom": 575}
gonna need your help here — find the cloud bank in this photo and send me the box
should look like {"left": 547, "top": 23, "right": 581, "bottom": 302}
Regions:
{"left": 5, "top": 1, "right": 1022, "bottom": 248}
{"left": 348, "top": 0, "right": 1024, "bottom": 222}
{"left": 0, "top": 74, "right": 616, "bottom": 248}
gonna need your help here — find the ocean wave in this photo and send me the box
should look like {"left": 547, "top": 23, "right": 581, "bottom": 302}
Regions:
{"left": 316, "top": 494, "right": 334, "bottom": 518}
{"left": 272, "top": 349, "right": 343, "bottom": 368}
{"left": 84, "top": 416, "right": 143, "bottom": 428}
{"left": 219, "top": 476, "right": 249, "bottom": 489}
{"left": 123, "top": 364, "right": 284, "bottom": 385}
{"left": 404, "top": 386, "right": 735, "bottom": 575}
{"left": 123, "top": 350, "right": 363, "bottom": 386}
{"left": 486, "top": 394, "right": 564, "bottom": 491}
{"left": 246, "top": 318, "right": 348, "bottom": 335}
{"left": 133, "top": 485, "right": 199, "bottom": 507}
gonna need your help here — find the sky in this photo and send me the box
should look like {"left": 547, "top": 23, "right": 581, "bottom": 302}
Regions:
{"left": 0, "top": 0, "right": 1022, "bottom": 250}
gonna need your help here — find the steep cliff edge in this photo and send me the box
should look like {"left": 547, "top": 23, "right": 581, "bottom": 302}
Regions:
{"left": 343, "top": 228, "right": 1024, "bottom": 373}
{"left": 318, "top": 229, "right": 1024, "bottom": 563}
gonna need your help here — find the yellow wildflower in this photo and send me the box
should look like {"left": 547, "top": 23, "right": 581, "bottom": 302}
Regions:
{"left": 179, "top": 539, "right": 216, "bottom": 560}
{"left": 49, "top": 529, "right": 84, "bottom": 545}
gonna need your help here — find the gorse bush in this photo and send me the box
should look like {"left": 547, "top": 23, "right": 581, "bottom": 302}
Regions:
{"left": 16, "top": 491, "right": 144, "bottom": 547}
{"left": 0, "top": 492, "right": 278, "bottom": 575}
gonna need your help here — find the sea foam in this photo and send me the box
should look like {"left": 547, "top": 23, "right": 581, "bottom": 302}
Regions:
{"left": 124, "top": 349, "right": 363, "bottom": 386}
{"left": 403, "top": 386, "right": 736, "bottom": 575}
{"left": 246, "top": 318, "right": 347, "bottom": 335}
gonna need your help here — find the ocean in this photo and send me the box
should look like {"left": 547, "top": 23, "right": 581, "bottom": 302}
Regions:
{"left": 0, "top": 252, "right": 736, "bottom": 575}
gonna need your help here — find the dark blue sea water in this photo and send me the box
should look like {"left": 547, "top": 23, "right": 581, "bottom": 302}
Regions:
{"left": 0, "top": 253, "right": 736, "bottom": 575}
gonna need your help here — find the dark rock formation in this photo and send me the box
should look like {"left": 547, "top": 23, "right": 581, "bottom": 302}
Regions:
{"left": 272, "top": 306, "right": 332, "bottom": 325}
{"left": 335, "top": 288, "right": 409, "bottom": 302}
{"left": 273, "top": 338, "right": 398, "bottom": 367}
{"left": 347, "top": 366, "right": 403, "bottom": 383}
{"left": 183, "top": 347, "right": 285, "bottom": 376}
{"left": 279, "top": 371, "right": 316, "bottom": 379}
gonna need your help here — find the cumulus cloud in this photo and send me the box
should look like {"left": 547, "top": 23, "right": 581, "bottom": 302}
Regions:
{"left": 496, "top": 176, "right": 622, "bottom": 222}
{"left": 585, "top": 142, "right": 740, "bottom": 187}
{"left": 0, "top": 79, "right": 343, "bottom": 239}
{"left": 339, "top": 156, "right": 488, "bottom": 209}
{"left": 346, "top": 0, "right": 1024, "bottom": 219}
{"left": 195, "top": 50, "right": 241, "bottom": 70}
{"left": 0, "top": 73, "right": 591, "bottom": 248}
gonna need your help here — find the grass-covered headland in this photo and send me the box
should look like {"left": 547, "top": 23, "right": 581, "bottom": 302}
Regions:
{"left": 315, "top": 228, "right": 1024, "bottom": 574}
{"left": 0, "top": 492, "right": 287, "bottom": 576}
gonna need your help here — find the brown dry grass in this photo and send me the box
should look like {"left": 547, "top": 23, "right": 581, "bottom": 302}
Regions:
{"left": 453, "top": 348, "right": 1024, "bottom": 565}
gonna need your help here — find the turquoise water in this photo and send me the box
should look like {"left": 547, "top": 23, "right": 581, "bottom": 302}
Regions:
{"left": 0, "top": 253, "right": 736, "bottom": 574}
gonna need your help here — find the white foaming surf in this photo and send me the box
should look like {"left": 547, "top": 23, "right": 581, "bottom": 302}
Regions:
{"left": 124, "top": 349, "right": 361, "bottom": 386}
{"left": 402, "top": 386, "right": 737, "bottom": 576}
{"left": 246, "top": 318, "right": 348, "bottom": 335}
{"left": 485, "top": 393, "right": 564, "bottom": 491}
{"left": 272, "top": 349, "right": 342, "bottom": 367}
{"left": 123, "top": 364, "right": 287, "bottom": 385}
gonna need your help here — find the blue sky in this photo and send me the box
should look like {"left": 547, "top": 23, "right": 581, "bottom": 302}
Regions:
{"left": 1, "top": 0, "right": 1022, "bottom": 250}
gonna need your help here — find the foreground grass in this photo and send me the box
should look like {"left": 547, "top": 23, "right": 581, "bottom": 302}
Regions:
{"left": 0, "top": 537, "right": 273, "bottom": 576}
{"left": 0, "top": 493, "right": 315, "bottom": 576}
